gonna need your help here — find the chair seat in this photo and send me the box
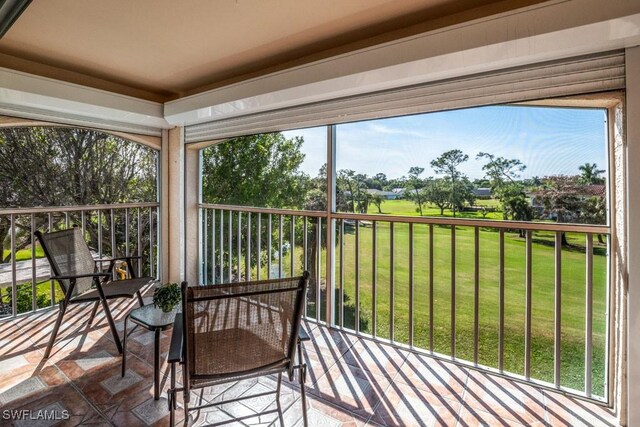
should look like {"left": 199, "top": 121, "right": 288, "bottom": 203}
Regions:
{"left": 191, "top": 327, "right": 288, "bottom": 379}
{"left": 72, "top": 277, "right": 153, "bottom": 302}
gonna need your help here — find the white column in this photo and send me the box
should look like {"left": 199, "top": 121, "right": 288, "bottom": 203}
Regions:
{"left": 165, "top": 127, "right": 185, "bottom": 283}
{"left": 184, "top": 144, "right": 200, "bottom": 285}
{"left": 626, "top": 45, "right": 640, "bottom": 426}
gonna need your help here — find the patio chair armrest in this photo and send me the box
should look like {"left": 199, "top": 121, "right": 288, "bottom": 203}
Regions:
{"left": 95, "top": 256, "right": 142, "bottom": 264}
{"left": 168, "top": 312, "right": 183, "bottom": 363}
{"left": 51, "top": 272, "right": 111, "bottom": 281}
{"left": 298, "top": 326, "right": 310, "bottom": 343}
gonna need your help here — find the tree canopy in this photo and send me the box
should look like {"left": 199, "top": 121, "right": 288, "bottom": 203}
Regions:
{"left": 201, "top": 133, "right": 309, "bottom": 208}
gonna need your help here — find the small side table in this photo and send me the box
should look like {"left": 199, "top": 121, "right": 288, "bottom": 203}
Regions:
{"left": 122, "top": 304, "right": 180, "bottom": 400}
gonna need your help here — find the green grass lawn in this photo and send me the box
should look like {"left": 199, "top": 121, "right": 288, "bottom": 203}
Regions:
{"left": 366, "top": 198, "right": 504, "bottom": 219}
{"left": 2, "top": 246, "right": 44, "bottom": 262}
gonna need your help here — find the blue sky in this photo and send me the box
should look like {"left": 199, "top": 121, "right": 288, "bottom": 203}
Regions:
{"left": 283, "top": 105, "right": 608, "bottom": 181}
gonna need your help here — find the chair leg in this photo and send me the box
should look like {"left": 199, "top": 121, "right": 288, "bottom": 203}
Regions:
{"left": 276, "top": 373, "right": 284, "bottom": 426}
{"left": 100, "top": 298, "right": 123, "bottom": 354}
{"left": 300, "top": 364, "right": 308, "bottom": 427}
{"left": 87, "top": 301, "right": 99, "bottom": 326}
{"left": 169, "top": 362, "right": 176, "bottom": 427}
{"left": 43, "top": 301, "right": 67, "bottom": 359}
{"left": 121, "top": 316, "right": 128, "bottom": 377}
{"left": 183, "top": 396, "right": 189, "bottom": 427}
{"left": 136, "top": 291, "right": 144, "bottom": 307}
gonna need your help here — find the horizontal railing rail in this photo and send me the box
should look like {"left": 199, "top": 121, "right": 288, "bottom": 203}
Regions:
{"left": 199, "top": 203, "right": 610, "bottom": 403}
{"left": 0, "top": 203, "right": 160, "bottom": 319}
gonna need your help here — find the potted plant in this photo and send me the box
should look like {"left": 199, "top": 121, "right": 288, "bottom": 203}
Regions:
{"left": 152, "top": 283, "right": 181, "bottom": 313}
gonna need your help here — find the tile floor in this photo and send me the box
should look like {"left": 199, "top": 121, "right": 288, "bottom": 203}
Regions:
{"left": 0, "top": 288, "right": 620, "bottom": 426}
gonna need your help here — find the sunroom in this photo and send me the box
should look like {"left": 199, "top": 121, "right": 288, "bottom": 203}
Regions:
{"left": 1, "top": 1, "right": 639, "bottom": 426}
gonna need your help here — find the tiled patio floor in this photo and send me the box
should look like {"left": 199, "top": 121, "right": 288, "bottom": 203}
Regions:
{"left": 0, "top": 288, "right": 619, "bottom": 426}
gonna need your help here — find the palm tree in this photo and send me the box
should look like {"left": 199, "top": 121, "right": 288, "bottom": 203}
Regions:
{"left": 578, "top": 163, "right": 605, "bottom": 185}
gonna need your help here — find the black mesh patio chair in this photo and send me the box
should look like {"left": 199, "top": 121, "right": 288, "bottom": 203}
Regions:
{"left": 35, "top": 227, "right": 154, "bottom": 358}
{"left": 167, "top": 272, "right": 310, "bottom": 426}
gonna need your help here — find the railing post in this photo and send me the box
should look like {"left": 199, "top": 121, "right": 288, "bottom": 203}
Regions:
{"left": 554, "top": 231, "right": 562, "bottom": 387}
{"left": 325, "top": 125, "right": 336, "bottom": 326}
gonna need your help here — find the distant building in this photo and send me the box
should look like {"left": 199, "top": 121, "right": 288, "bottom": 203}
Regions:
{"left": 366, "top": 188, "right": 399, "bottom": 200}
{"left": 473, "top": 188, "right": 492, "bottom": 199}
{"left": 391, "top": 188, "right": 406, "bottom": 197}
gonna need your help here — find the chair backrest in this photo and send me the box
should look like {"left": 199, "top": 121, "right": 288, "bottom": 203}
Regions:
{"left": 181, "top": 272, "right": 309, "bottom": 384}
{"left": 35, "top": 228, "right": 97, "bottom": 298}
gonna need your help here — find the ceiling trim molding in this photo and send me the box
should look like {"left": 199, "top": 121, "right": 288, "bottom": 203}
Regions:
{"left": 0, "top": 66, "right": 171, "bottom": 135}
{"left": 164, "top": 0, "right": 640, "bottom": 127}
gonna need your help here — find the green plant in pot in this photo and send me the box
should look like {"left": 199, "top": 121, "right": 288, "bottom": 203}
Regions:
{"left": 153, "top": 283, "right": 181, "bottom": 313}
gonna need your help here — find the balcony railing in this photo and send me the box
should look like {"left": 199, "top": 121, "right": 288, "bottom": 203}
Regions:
{"left": 0, "top": 203, "right": 160, "bottom": 319}
{"left": 200, "top": 203, "right": 610, "bottom": 403}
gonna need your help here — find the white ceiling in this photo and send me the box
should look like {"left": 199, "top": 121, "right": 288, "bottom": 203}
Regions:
{"left": 0, "top": 0, "right": 539, "bottom": 101}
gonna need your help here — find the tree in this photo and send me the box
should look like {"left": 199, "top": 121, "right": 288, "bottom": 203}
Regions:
{"left": 422, "top": 178, "right": 450, "bottom": 215}
{"left": 578, "top": 163, "right": 605, "bottom": 185}
{"left": 406, "top": 167, "right": 427, "bottom": 216}
{"left": 477, "top": 152, "right": 530, "bottom": 223}
{"left": 337, "top": 170, "right": 369, "bottom": 213}
{"left": 0, "top": 127, "right": 157, "bottom": 262}
{"left": 370, "top": 194, "right": 384, "bottom": 214}
{"left": 201, "top": 133, "right": 310, "bottom": 281}
{"left": 536, "top": 175, "right": 583, "bottom": 245}
{"left": 430, "top": 150, "right": 469, "bottom": 217}
{"left": 201, "top": 133, "right": 308, "bottom": 207}
{"left": 581, "top": 195, "right": 606, "bottom": 243}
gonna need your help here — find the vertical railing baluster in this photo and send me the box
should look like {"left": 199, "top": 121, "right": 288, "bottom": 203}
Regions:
{"left": 429, "top": 223, "right": 434, "bottom": 352}
{"left": 355, "top": 220, "right": 360, "bottom": 333}
{"left": 110, "top": 208, "right": 116, "bottom": 258}
{"left": 372, "top": 221, "right": 377, "bottom": 337}
{"left": 10, "top": 214, "right": 16, "bottom": 316}
{"left": 339, "top": 219, "right": 344, "bottom": 328}
{"left": 211, "top": 209, "right": 218, "bottom": 284}
{"left": 228, "top": 210, "right": 232, "bottom": 282}
{"left": 473, "top": 226, "right": 479, "bottom": 364}
{"left": 525, "top": 230, "right": 533, "bottom": 379}
{"left": 81, "top": 211, "right": 86, "bottom": 237}
{"left": 290, "top": 216, "right": 295, "bottom": 278}
{"left": 409, "top": 223, "right": 414, "bottom": 347}
{"left": 257, "top": 213, "right": 261, "bottom": 281}
{"left": 125, "top": 208, "right": 130, "bottom": 258}
{"left": 302, "top": 215, "right": 307, "bottom": 316}
{"left": 237, "top": 212, "right": 242, "bottom": 281}
{"left": 555, "top": 231, "right": 562, "bottom": 387}
{"left": 279, "top": 215, "right": 283, "bottom": 278}
{"left": 49, "top": 213, "right": 54, "bottom": 305}
{"left": 246, "top": 213, "right": 252, "bottom": 281}
{"left": 65, "top": 212, "right": 69, "bottom": 228}
{"left": 451, "top": 225, "right": 456, "bottom": 357}
{"left": 219, "top": 210, "right": 224, "bottom": 283}
{"left": 203, "top": 209, "right": 208, "bottom": 285}
{"left": 390, "top": 221, "right": 395, "bottom": 341}
{"left": 316, "top": 217, "right": 321, "bottom": 322}
{"left": 499, "top": 229, "right": 505, "bottom": 371}
{"left": 98, "top": 210, "right": 103, "bottom": 259}
{"left": 137, "top": 208, "right": 142, "bottom": 278}
{"left": 31, "top": 214, "right": 36, "bottom": 312}
{"left": 149, "top": 208, "right": 154, "bottom": 278}
{"left": 267, "top": 214, "right": 272, "bottom": 279}
{"left": 586, "top": 233, "right": 593, "bottom": 397}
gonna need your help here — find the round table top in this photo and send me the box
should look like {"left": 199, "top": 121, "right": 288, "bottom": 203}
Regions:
{"left": 128, "top": 303, "right": 181, "bottom": 330}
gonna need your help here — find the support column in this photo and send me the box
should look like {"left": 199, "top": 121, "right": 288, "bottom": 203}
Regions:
{"left": 626, "top": 45, "right": 640, "bottom": 426}
{"left": 165, "top": 127, "right": 184, "bottom": 283}
{"left": 184, "top": 144, "right": 200, "bottom": 285}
